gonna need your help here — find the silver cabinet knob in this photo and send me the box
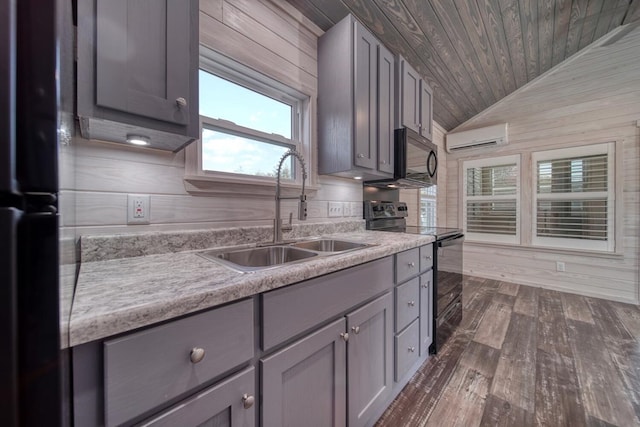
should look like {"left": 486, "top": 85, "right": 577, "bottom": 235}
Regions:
{"left": 408, "top": 347, "right": 416, "bottom": 353}
{"left": 242, "top": 394, "right": 255, "bottom": 409}
{"left": 190, "top": 347, "right": 205, "bottom": 364}
{"left": 408, "top": 301, "right": 415, "bottom": 307}
{"left": 421, "top": 283, "right": 429, "bottom": 289}
{"left": 408, "top": 262, "right": 415, "bottom": 268}
{"left": 351, "top": 326, "right": 360, "bottom": 334}
{"left": 380, "top": 160, "right": 387, "bottom": 164}
{"left": 176, "top": 97, "right": 187, "bottom": 108}
{"left": 340, "top": 332, "right": 349, "bottom": 342}
{"left": 424, "top": 255, "right": 432, "bottom": 260}
{"left": 357, "top": 153, "right": 365, "bottom": 158}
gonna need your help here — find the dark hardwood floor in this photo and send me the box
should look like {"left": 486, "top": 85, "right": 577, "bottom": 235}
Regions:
{"left": 375, "top": 277, "right": 640, "bottom": 427}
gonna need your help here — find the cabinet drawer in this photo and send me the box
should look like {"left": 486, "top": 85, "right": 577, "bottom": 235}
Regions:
{"left": 395, "top": 248, "right": 419, "bottom": 283}
{"left": 104, "top": 299, "right": 254, "bottom": 427}
{"left": 262, "top": 257, "right": 393, "bottom": 351}
{"left": 395, "top": 278, "right": 419, "bottom": 332}
{"left": 419, "top": 244, "right": 434, "bottom": 272}
{"left": 395, "top": 319, "right": 419, "bottom": 381}
{"left": 140, "top": 367, "right": 256, "bottom": 427}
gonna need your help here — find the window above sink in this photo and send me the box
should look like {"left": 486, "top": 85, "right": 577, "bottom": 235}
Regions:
{"left": 184, "top": 47, "right": 315, "bottom": 197}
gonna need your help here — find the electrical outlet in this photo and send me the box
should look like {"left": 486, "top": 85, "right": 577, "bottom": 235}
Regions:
{"left": 127, "top": 194, "right": 150, "bottom": 224}
{"left": 328, "top": 202, "right": 343, "bottom": 218}
{"left": 556, "top": 261, "right": 565, "bottom": 272}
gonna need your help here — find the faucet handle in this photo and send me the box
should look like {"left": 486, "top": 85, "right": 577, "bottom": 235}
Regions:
{"left": 281, "top": 212, "right": 293, "bottom": 232}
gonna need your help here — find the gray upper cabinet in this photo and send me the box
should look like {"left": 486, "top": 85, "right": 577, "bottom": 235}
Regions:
{"left": 77, "top": 0, "right": 199, "bottom": 151}
{"left": 318, "top": 14, "right": 394, "bottom": 180}
{"left": 397, "top": 56, "right": 433, "bottom": 141}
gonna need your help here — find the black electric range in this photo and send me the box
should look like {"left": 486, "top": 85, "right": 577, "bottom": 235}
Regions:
{"left": 364, "top": 200, "right": 464, "bottom": 354}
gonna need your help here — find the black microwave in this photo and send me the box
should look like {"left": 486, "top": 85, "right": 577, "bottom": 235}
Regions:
{"left": 365, "top": 127, "right": 437, "bottom": 189}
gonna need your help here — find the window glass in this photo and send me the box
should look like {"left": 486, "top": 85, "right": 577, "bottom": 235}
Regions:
{"left": 463, "top": 155, "right": 520, "bottom": 244}
{"left": 201, "top": 127, "right": 292, "bottom": 177}
{"left": 199, "top": 70, "right": 292, "bottom": 138}
{"left": 420, "top": 186, "right": 437, "bottom": 227}
{"left": 197, "top": 68, "right": 301, "bottom": 180}
{"left": 533, "top": 145, "right": 613, "bottom": 251}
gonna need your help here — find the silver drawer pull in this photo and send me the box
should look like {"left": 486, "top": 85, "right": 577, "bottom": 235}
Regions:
{"left": 340, "top": 332, "right": 349, "bottom": 342}
{"left": 380, "top": 160, "right": 387, "bottom": 164}
{"left": 408, "top": 301, "right": 416, "bottom": 307}
{"left": 408, "top": 347, "right": 415, "bottom": 353}
{"left": 190, "top": 347, "right": 205, "bottom": 364}
{"left": 176, "top": 97, "right": 187, "bottom": 108}
{"left": 242, "top": 394, "right": 255, "bottom": 409}
{"left": 424, "top": 255, "right": 432, "bottom": 260}
{"left": 351, "top": 326, "right": 360, "bottom": 334}
{"left": 421, "top": 284, "right": 429, "bottom": 289}
{"left": 408, "top": 262, "right": 415, "bottom": 268}
{"left": 357, "top": 153, "right": 365, "bottom": 158}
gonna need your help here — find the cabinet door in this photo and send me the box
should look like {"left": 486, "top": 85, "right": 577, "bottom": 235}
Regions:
{"left": 419, "top": 79, "right": 433, "bottom": 140}
{"left": 377, "top": 45, "right": 394, "bottom": 174}
{"left": 347, "top": 293, "right": 393, "bottom": 427}
{"left": 419, "top": 270, "right": 434, "bottom": 357}
{"left": 96, "top": 0, "right": 192, "bottom": 125}
{"left": 400, "top": 59, "right": 420, "bottom": 134}
{"left": 353, "top": 20, "right": 377, "bottom": 170}
{"left": 261, "top": 318, "right": 347, "bottom": 427}
{"left": 140, "top": 367, "right": 256, "bottom": 427}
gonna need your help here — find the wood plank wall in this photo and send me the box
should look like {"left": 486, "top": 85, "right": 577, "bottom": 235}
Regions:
{"left": 61, "top": 0, "right": 365, "bottom": 236}
{"left": 445, "top": 24, "right": 640, "bottom": 304}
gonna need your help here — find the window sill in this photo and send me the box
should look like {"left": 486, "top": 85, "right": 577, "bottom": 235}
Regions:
{"left": 184, "top": 174, "right": 320, "bottom": 198}
{"left": 463, "top": 240, "right": 625, "bottom": 259}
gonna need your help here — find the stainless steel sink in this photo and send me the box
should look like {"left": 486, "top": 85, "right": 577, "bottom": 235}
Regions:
{"left": 198, "top": 245, "right": 318, "bottom": 273}
{"left": 290, "top": 239, "right": 369, "bottom": 253}
{"left": 199, "top": 239, "right": 373, "bottom": 273}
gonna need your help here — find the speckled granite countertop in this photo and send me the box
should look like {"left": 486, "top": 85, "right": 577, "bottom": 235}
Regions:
{"left": 68, "top": 223, "right": 435, "bottom": 348}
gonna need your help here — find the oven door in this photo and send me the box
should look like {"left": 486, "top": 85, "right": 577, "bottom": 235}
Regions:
{"left": 435, "top": 234, "right": 464, "bottom": 318}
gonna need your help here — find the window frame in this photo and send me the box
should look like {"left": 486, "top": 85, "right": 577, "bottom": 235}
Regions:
{"left": 462, "top": 154, "right": 521, "bottom": 244}
{"left": 185, "top": 46, "right": 312, "bottom": 194}
{"left": 531, "top": 142, "right": 615, "bottom": 252}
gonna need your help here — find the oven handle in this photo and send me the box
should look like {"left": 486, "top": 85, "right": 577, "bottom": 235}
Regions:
{"left": 438, "top": 300, "right": 462, "bottom": 327}
{"left": 438, "top": 234, "right": 464, "bottom": 247}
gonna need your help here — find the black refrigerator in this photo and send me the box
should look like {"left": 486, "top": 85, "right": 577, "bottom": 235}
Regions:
{"left": 1, "top": 0, "right": 70, "bottom": 425}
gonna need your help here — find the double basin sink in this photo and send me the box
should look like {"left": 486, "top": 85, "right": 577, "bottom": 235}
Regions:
{"left": 198, "top": 239, "right": 372, "bottom": 273}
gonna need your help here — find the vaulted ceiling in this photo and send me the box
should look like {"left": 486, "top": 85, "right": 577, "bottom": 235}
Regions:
{"left": 285, "top": 0, "right": 640, "bottom": 131}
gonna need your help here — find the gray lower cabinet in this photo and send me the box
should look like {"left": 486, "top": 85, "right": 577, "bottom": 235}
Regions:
{"left": 77, "top": 0, "right": 199, "bottom": 151}
{"left": 318, "top": 14, "right": 394, "bottom": 180}
{"left": 261, "top": 318, "right": 347, "bottom": 427}
{"left": 261, "top": 292, "right": 393, "bottom": 427}
{"left": 347, "top": 293, "right": 393, "bottom": 427}
{"left": 397, "top": 56, "right": 433, "bottom": 141}
{"left": 73, "top": 299, "right": 255, "bottom": 427}
{"left": 419, "top": 270, "right": 434, "bottom": 357}
{"left": 393, "top": 243, "right": 434, "bottom": 382}
{"left": 139, "top": 367, "right": 256, "bottom": 427}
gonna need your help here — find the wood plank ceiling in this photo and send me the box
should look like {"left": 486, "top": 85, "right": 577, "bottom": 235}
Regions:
{"left": 285, "top": 0, "right": 640, "bottom": 131}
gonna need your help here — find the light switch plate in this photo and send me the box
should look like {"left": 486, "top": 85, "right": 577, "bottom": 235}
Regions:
{"left": 328, "top": 202, "right": 343, "bottom": 217}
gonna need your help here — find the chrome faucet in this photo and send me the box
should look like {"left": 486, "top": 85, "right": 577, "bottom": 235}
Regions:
{"left": 274, "top": 149, "right": 308, "bottom": 243}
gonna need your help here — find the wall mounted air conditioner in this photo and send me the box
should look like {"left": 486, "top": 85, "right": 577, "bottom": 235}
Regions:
{"left": 446, "top": 123, "right": 508, "bottom": 153}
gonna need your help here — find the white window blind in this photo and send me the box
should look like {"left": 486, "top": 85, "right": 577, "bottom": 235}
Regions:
{"left": 533, "top": 143, "right": 614, "bottom": 251}
{"left": 463, "top": 155, "right": 520, "bottom": 244}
